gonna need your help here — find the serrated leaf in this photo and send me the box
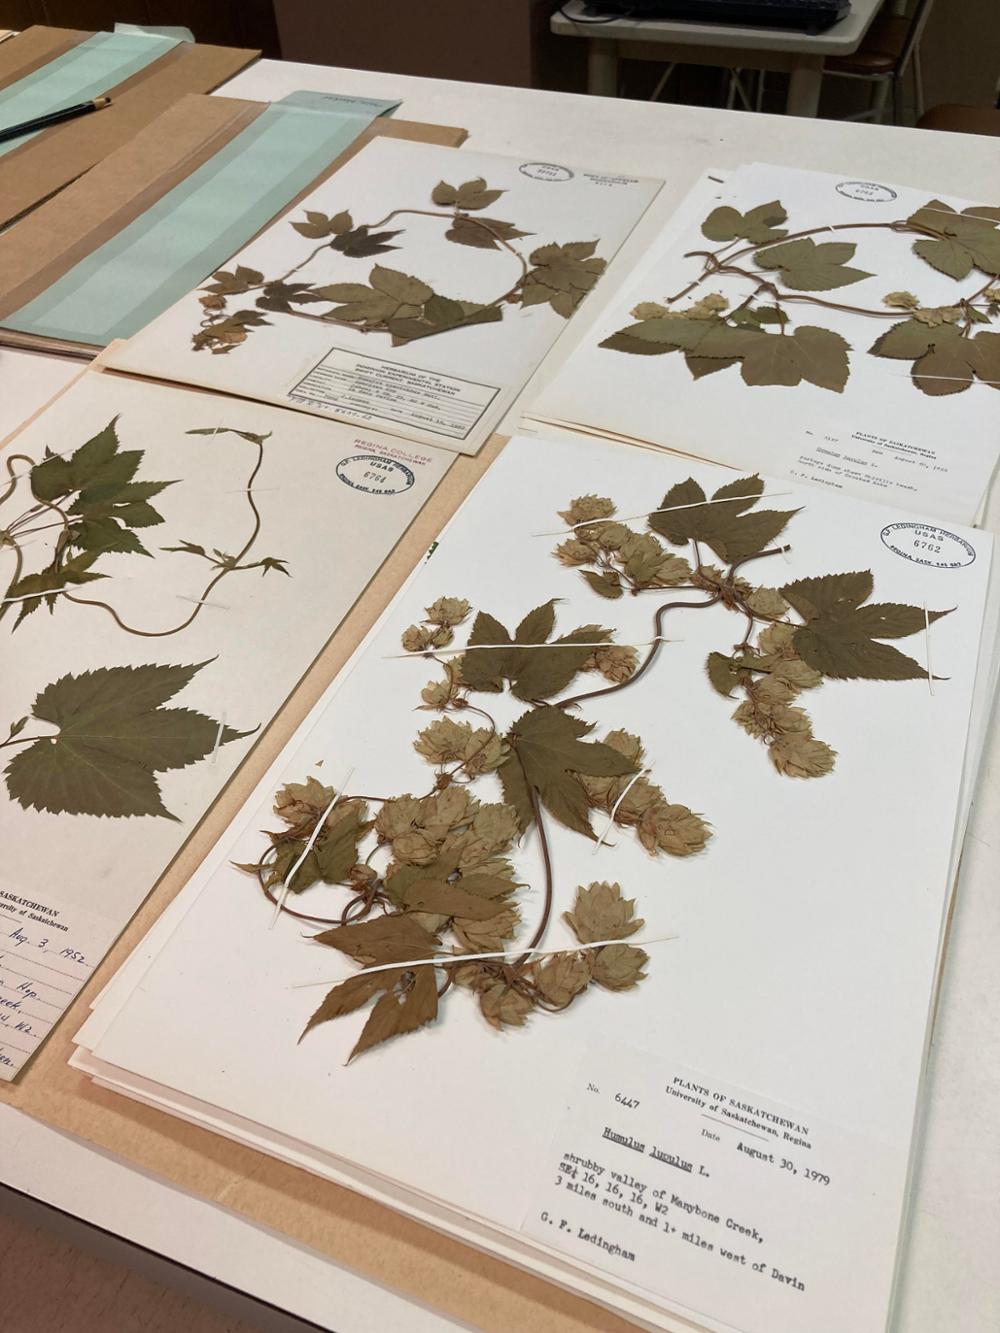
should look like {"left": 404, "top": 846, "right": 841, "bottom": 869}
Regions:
{"left": 431, "top": 180, "right": 457, "bottom": 206}
{"left": 701, "top": 200, "right": 787, "bottom": 244}
{"left": 312, "top": 912, "right": 437, "bottom": 964}
{"left": 498, "top": 752, "right": 534, "bottom": 834}
{"left": 4, "top": 662, "right": 248, "bottom": 819}
{"left": 912, "top": 237, "right": 974, "bottom": 280}
{"left": 445, "top": 215, "right": 529, "bottom": 249}
{"left": 869, "top": 318, "right": 939, "bottom": 360}
{"left": 423, "top": 293, "right": 465, "bottom": 326}
{"left": 599, "top": 329, "right": 676, "bottom": 356}
{"left": 313, "top": 805, "right": 369, "bottom": 884}
{"left": 399, "top": 879, "right": 503, "bottom": 920}
{"left": 912, "top": 340, "right": 976, "bottom": 396}
{"left": 453, "top": 177, "right": 504, "bottom": 210}
{"left": 650, "top": 474, "right": 780, "bottom": 561}
{"left": 30, "top": 454, "right": 73, "bottom": 502}
{"left": 349, "top": 968, "right": 438, "bottom": 1060}
{"left": 460, "top": 610, "right": 513, "bottom": 692}
{"left": 331, "top": 226, "right": 402, "bottom": 258}
{"left": 609, "top": 316, "right": 716, "bottom": 351}
{"left": 301, "top": 972, "right": 387, "bottom": 1037}
{"left": 781, "top": 571, "right": 947, "bottom": 680}
{"left": 369, "top": 265, "right": 434, "bottom": 305}
{"left": 509, "top": 707, "right": 636, "bottom": 838}
{"left": 755, "top": 237, "right": 872, "bottom": 291}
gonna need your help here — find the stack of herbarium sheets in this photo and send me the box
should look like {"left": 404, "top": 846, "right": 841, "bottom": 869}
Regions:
{"left": 529, "top": 164, "right": 1000, "bottom": 527}
{"left": 1, "top": 134, "right": 661, "bottom": 1077}
{"left": 74, "top": 429, "right": 999, "bottom": 1333}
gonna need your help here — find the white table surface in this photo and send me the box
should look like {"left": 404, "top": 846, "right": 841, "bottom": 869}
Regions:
{"left": 3, "top": 56, "right": 999, "bottom": 1333}
{"left": 551, "top": 0, "right": 882, "bottom": 56}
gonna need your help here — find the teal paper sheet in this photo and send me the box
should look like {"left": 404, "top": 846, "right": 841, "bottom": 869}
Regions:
{"left": 4, "top": 93, "right": 400, "bottom": 346}
{"left": 0, "top": 31, "right": 180, "bottom": 158}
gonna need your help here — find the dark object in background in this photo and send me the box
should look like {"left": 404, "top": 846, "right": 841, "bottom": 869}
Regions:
{"left": 273, "top": 0, "right": 584, "bottom": 91}
{"left": 581, "top": 0, "right": 851, "bottom": 33}
{"left": 0, "top": 0, "right": 281, "bottom": 57}
{"left": 918, "top": 103, "right": 1000, "bottom": 136}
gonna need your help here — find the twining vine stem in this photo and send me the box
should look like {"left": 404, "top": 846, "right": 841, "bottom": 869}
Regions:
{"left": 665, "top": 214, "right": 991, "bottom": 319}
{"left": 199, "top": 208, "right": 531, "bottom": 342}
{"left": 1, "top": 435, "right": 267, "bottom": 640}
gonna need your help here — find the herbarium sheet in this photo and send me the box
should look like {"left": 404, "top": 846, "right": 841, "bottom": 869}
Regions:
{"left": 75, "top": 431, "right": 995, "bottom": 1333}
{"left": 105, "top": 138, "right": 661, "bottom": 454}
{"left": 0, "top": 370, "right": 451, "bottom": 1076}
{"left": 531, "top": 165, "right": 1000, "bottom": 525}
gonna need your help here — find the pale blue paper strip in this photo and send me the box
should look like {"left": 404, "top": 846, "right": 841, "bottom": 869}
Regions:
{"left": 4, "top": 97, "right": 398, "bottom": 346}
{"left": 0, "top": 31, "right": 180, "bottom": 157}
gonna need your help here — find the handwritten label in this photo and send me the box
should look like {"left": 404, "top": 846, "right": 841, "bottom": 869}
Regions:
{"left": 522, "top": 1040, "right": 904, "bottom": 1333}
{"left": 288, "top": 347, "right": 499, "bottom": 441}
{"left": 0, "top": 888, "right": 104, "bottom": 1079}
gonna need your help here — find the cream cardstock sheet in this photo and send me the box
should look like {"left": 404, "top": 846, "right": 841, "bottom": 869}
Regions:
{"left": 0, "top": 370, "right": 452, "bottom": 1076}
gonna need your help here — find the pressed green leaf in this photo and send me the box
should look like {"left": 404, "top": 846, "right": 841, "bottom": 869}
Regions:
{"left": 912, "top": 341, "right": 976, "bottom": 396}
{"left": 369, "top": 265, "right": 434, "bottom": 305}
{"left": 685, "top": 353, "right": 738, "bottom": 379}
{"left": 599, "top": 330, "right": 676, "bottom": 356}
{"left": 312, "top": 805, "right": 370, "bottom": 884}
{"left": 869, "top": 318, "right": 939, "bottom": 360}
{"left": 509, "top": 707, "right": 636, "bottom": 838}
{"left": 912, "top": 237, "right": 974, "bottom": 280}
{"left": 611, "top": 316, "right": 716, "bottom": 351}
{"left": 701, "top": 200, "right": 787, "bottom": 244}
{"left": 755, "top": 237, "right": 872, "bottom": 291}
{"left": 649, "top": 474, "right": 791, "bottom": 563}
{"left": 29, "top": 454, "right": 73, "bottom": 502}
{"left": 781, "top": 571, "right": 945, "bottom": 681}
{"left": 460, "top": 610, "right": 513, "bottom": 691}
{"left": 4, "top": 662, "right": 249, "bottom": 820}
{"left": 498, "top": 752, "right": 534, "bottom": 833}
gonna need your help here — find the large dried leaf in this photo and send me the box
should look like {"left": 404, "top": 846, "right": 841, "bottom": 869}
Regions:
{"left": 432, "top": 177, "right": 504, "bottom": 211}
{"left": 701, "top": 200, "right": 788, "bottom": 244}
{"left": 908, "top": 201, "right": 1000, "bottom": 277}
{"left": 649, "top": 475, "right": 796, "bottom": 564}
{"left": 313, "top": 805, "right": 370, "bottom": 884}
{"left": 349, "top": 968, "right": 438, "bottom": 1060}
{"left": 604, "top": 315, "right": 717, "bottom": 351}
{"left": 781, "top": 571, "right": 949, "bottom": 680}
{"left": 445, "top": 215, "right": 529, "bottom": 249}
{"left": 740, "top": 326, "right": 850, "bottom": 392}
{"left": 460, "top": 603, "right": 610, "bottom": 701}
{"left": 4, "top": 662, "right": 249, "bottom": 820}
{"left": 509, "top": 707, "right": 637, "bottom": 837}
{"left": 312, "top": 912, "right": 437, "bottom": 964}
{"left": 755, "top": 237, "right": 872, "bottom": 291}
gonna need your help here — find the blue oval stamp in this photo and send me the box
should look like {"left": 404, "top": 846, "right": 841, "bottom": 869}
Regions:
{"left": 336, "top": 454, "right": 415, "bottom": 496}
{"left": 880, "top": 522, "right": 976, "bottom": 569}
